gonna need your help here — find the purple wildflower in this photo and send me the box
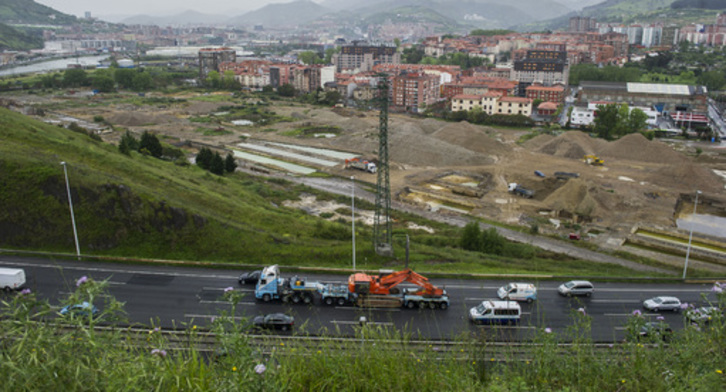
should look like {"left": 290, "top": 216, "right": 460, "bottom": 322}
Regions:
{"left": 76, "top": 276, "right": 88, "bottom": 287}
{"left": 20, "top": 288, "right": 31, "bottom": 295}
{"left": 544, "top": 327, "right": 552, "bottom": 334}
{"left": 151, "top": 349, "right": 167, "bottom": 357}
{"left": 680, "top": 303, "right": 689, "bottom": 310}
{"left": 154, "top": 327, "right": 160, "bottom": 332}
{"left": 577, "top": 307, "right": 586, "bottom": 315}
{"left": 713, "top": 285, "right": 723, "bottom": 294}
{"left": 224, "top": 287, "right": 234, "bottom": 293}
{"left": 255, "top": 363, "right": 266, "bottom": 375}
{"left": 632, "top": 310, "right": 642, "bottom": 317}
{"left": 656, "top": 316, "right": 665, "bottom": 321}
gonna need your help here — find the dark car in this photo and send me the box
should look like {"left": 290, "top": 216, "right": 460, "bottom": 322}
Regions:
{"left": 639, "top": 321, "right": 673, "bottom": 341}
{"left": 252, "top": 313, "right": 294, "bottom": 331}
{"left": 238, "top": 270, "right": 261, "bottom": 285}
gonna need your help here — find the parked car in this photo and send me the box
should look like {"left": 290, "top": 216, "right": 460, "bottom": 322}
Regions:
{"left": 238, "top": 270, "right": 261, "bottom": 285}
{"left": 252, "top": 313, "right": 294, "bottom": 331}
{"left": 685, "top": 306, "right": 721, "bottom": 324}
{"left": 639, "top": 321, "right": 673, "bottom": 341}
{"left": 60, "top": 302, "right": 99, "bottom": 318}
{"left": 558, "top": 280, "right": 594, "bottom": 297}
{"left": 643, "top": 296, "right": 682, "bottom": 312}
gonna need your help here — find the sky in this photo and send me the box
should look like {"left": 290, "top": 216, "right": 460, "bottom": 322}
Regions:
{"left": 35, "top": 0, "right": 317, "bottom": 17}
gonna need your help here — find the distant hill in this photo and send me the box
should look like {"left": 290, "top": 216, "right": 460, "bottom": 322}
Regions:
{"left": 120, "top": 10, "right": 229, "bottom": 26}
{"left": 0, "top": 21, "right": 42, "bottom": 50}
{"left": 0, "top": 0, "right": 76, "bottom": 25}
{"left": 671, "top": 0, "right": 726, "bottom": 9}
{"left": 227, "top": 0, "right": 330, "bottom": 27}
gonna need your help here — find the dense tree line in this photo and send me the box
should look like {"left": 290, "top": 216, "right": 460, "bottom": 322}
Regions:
{"left": 592, "top": 103, "right": 649, "bottom": 140}
{"left": 460, "top": 222, "right": 534, "bottom": 258}
{"left": 195, "top": 147, "right": 237, "bottom": 175}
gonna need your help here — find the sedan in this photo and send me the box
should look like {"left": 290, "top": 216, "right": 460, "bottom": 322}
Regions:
{"left": 252, "top": 313, "right": 294, "bottom": 331}
{"left": 643, "top": 296, "right": 681, "bottom": 312}
{"left": 557, "top": 280, "right": 594, "bottom": 297}
{"left": 60, "top": 302, "right": 99, "bottom": 318}
{"left": 238, "top": 270, "right": 261, "bottom": 285}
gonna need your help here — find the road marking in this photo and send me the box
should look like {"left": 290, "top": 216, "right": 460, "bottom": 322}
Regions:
{"left": 331, "top": 307, "right": 401, "bottom": 312}
{"left": 203, "top": 287, "right": 255, "bottom": 292}
{"left": 473, "top": 325, "right": 536, "bottom": 329}
{"left": 199, "top": 300, "right": 256, "bottom": 306}
{"left": 185, "top": 313, "right": 245, "bottom": 320}
{"left": 591, "top": 299, "right": 642, "bottom": 303}
{"left": 0, "top": 260, "right": 238, "bottom": 280}
{"left": 331, "top": 320, "right": 394, "bottom": 326}
{"left": 604, "top": 313, "right": 662, "bottom": 317}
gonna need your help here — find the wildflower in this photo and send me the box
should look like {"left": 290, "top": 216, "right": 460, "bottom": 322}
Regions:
{"left": 621, "top": 380, "right": 626, "bottom": 383}
{"left": 210, "top": 317, "right": 216, "bottom": 323}
{"left": 232, "top": 366, "right": 237, "bottom": 372}
{"left": 490, "top": 358, "right": 495, "bottom": 362}
{"left": 680, "top": 303, "right": 689, "bottom": 310}
{"left": 656, "top": 316, "right": 665, "bottom": 321}
{"left": 154, "top": 327, "right": 160, "bottom": 332}
{"left": 151, "top": 349, "right": 167, "bottom": 357}
{"left": 280, "top": 342, "right": 284, "bottom": 346}
{"left": 544, "top": 327, "right": 552, "bottom": 334}
{"left": 255, "top": 364, "right": 266, "bottom": 375}
{"left": 317, "top": 350, "right": 322, "bottom": 355}
{"left": 192, "top": 325, "right": 197, "bottom": 330}
{"left": 224, "top": 287, "right": 234, "bottom": 293}
{"left": 632, "top": 310, "right": 642, "bottom": 316}
{"left": 713, "top": 284, "right": 723, "bottom": 294}
{"left": 717, "top": 370, "right": 723, "bottom": 374}
{"left": 577, "top": 307, "right": 586, "bottom": 315}
{"left": 20, "top": 288, "right": 31, "bottom": 295}
{"left": 76, "top": 276, "right": 88, "bottom": 287}
{"left": 608, "top": 344, "right": 614, "bottom": 348}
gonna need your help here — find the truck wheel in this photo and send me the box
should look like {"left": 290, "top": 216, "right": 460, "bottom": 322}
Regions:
{"left": 262, "top": 294, "right": 271, "bottom": 303}
{"left": 303, "top": 295, "right": 312, "bottom": 304}
{"left": 324, "top": 297, "right": 334, "bottom": 306}
{"left": 418, "top": 302, "right": 427, "bottom": 309}
{"left": 526, "top": 298, "right": 533, "bottom": 304}
{"left": 281, "top": 325, "right": 288, "bottom": 332}
{"left": 292, "top": 294, "right": 301, "bottom": 304}
{"left": 337, "top": 298, "right": 346, "bottom": 306}
{"left": 439, "top": 302, "right": 448, "bottom": 310}
{"left": 3, "top": 286, "right": 11, "bottom": 292}
{"left": 407, "top": 301, "right": 416, "bottom": 309}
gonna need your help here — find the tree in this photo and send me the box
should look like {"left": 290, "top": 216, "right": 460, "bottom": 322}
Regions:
{"left": 222, "top": 70, "right": 237, "bottom": 90}
{"left": 114, "top": 68, "right": 135, "bottom": 89}
{"left": 63, "top": 68, "right": 88, "bottom": 87}
{"left": 132, "top": 72, "right": 153, "bottom": 91}
{"left": 210, "top": 152, "right": 225, "bottom": 175}
{"left": 139, "top": 131, "right": 162, "bottom": 158}
{"left": 402, "top": 47, "right": 425, "bottom": 64}
{"left": 278, "top": 83, "right": 295, "bottom": 97}
{"left": 480, "top": 228, "right": 505, "bottom": 255}
{"left": 324, "top": 47, "right": 339, "bottom": 64}
{"left": 298, "top": 51, "right": 322, "bottom": 65}
{"left": 118, "top": 131, "right": 138, "bottom": 155}
{"left": 593, "top": 103, "right": 619, "bottom": 140}
{"left": 196, "top": 147, "right": 213, "bottom": 170}
{"left": 93, "top": 73, "right": 115, "bottom": 93}
{"left": 697, "top": 70, "right": 726, "bottom": 91}
{"left": 224, "top": 153, "right": 237, "bottom": 173}
{"left": 628, "top": 108, "right": 649, "bottom": 134}
{"left": 460, "top": 222, "right": 481, "bottom": 251}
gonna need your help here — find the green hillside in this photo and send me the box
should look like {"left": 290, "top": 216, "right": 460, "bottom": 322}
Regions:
{"left": 0, "top": 0, "right": 77, "bottom": 25}
{"left": 0, "top": 21, "right": 42, "bottom": 50}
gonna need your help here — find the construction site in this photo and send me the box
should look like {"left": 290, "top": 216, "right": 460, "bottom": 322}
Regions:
{"left": 9, "top": 91, "right": 726, "bottom": 272}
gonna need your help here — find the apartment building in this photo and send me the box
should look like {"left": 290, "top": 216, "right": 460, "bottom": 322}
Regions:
{"left": 332, "top": 41, "right": 400, "bottom": 72}
{"left": 525, "top": 84, "right": 566, "bottom": 103}
{"left": 451, "top": 92, "right": 532, "bottom": 116}
{"left": 198, "top": 47, "right": 236, "bottom": 80}
{"left": 392, "top": 72, "right": 440, "bottom": 113}
{"left": 511, "top": 50, "right": 569, "bottom": 96}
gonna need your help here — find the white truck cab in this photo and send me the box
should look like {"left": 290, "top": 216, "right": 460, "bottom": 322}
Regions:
{"left": 497, "top": 282, "right": 537, "bottom": 303}
{"left": 0, "top": 268, "right": 26, "bottom": 291}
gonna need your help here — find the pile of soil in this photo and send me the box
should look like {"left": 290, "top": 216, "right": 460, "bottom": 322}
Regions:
{"left": 107, "top": 112, "right": 173, "bottom": 127}
{"left": 432, "top": 121, "right": 512, "bottom": 157}
{"left": 543, "top": 179, "right": 601, "bottom": 217}
{"left": 419, "top": 118, "right": 447, "bottom": 135}
{"left": 536, "top": 131, "right": 601, "bottom": 159}
{"left": 184, "top": 101, "right": 229, "bottom": 115}
{"left": 523, "top": 134, "right": 556, "bottom": 150}
{"left": 598, "top": 133, "right": 688, "bottom": 164}
{"left": 647, "top": 162, "right": 723, "bottom": 193}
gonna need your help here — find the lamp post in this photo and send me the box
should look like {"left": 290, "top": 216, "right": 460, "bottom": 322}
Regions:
{"left": 61, "top": 162, "right": 81, "bottom": 261}
{"left": 682, "top": 190, "right": 701, "bottom": 279}
{"left": 351, "top": 176, "right": 356, "bottom": 271}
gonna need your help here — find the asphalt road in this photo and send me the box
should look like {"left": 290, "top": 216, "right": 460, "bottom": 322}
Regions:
{"left": 1, "top": 256, "right": 718, "bottom": 343}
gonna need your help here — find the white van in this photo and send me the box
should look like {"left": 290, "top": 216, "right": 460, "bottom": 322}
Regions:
{"left": 497, "top": 283, "right": 537, "bottom": 303}
{"left": 0, "top": 268, "right": 26, "bottom": 291}
{"left": 469, "top": 300, "right": 521, "bottom": 325}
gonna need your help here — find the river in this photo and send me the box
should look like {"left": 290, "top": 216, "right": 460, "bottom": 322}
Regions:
{"left": 0, "top": 55, "right": 110, "bottom": 77}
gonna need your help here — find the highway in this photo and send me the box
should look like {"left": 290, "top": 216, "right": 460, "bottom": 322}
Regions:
{"left": 1, "top": 256, "right": 719, "bottom": 343}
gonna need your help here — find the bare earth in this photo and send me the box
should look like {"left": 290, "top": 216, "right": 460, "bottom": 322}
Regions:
{"left": 14, "top": 91, "right": 726, "bottom": 272}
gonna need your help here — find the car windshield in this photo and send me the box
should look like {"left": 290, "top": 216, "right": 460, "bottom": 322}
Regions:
{"left": 504, "top": 284, "right": 513, "bottom": 291}
{"left": 652, "top": 298, "right": 663, "bottom": 304}
{"left": 564, "top": 282, "right": 575, "bottom": 288}
{"left": 475, "top": 304, "right": 487, "bottom": 313}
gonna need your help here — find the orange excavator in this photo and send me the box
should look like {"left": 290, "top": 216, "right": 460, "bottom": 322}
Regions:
{"left": 348, "top": 269, "right": 449, "bottom": 309}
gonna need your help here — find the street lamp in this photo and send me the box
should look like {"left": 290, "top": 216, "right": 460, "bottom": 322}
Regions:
{"left": 61, "top": 162, "right": 81, "bottom": 260}
{"left": 682, "top": 190, "right": 701, "bottom": 279}
{"left": 351, "top": 176, "right": 355, "bottom": 271}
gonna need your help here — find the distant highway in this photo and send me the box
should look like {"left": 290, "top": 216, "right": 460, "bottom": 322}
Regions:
{"left": 1, "top": 256, "right": 718, "bottom": 342}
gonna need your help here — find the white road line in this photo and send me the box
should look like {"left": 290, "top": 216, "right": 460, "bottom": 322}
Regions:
{"left": 199, "top": 300, "right": 256, "bottom": 306}
{"left": 331, "top": 307, "right": 400, "bottom": 312}
{"left": 202, "top": 287, "right": 255, "bottom": 292}
{"left": 185, "top": 314, "right": 245, "bottom": 320}
{"left": 473, "top": 325, "right": 536, "bottom": 329}
{"left": 0, "top": 260, "right": 237, "bottom": 280}
{"left": 604, "top": 313, "right": 662, "bottom": 317}
{"left": 331, "top": 320, "right": 394, "bottom": 326}
{"left": 591, "top": 299, "right": 642, "bottom": 303}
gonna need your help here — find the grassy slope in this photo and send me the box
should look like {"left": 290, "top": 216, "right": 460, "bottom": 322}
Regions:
{"left": 0, "top": 22, "right": 42, "bottom": 50}
{"left": 0, "top": 104, "right": 663, "bottom": 277}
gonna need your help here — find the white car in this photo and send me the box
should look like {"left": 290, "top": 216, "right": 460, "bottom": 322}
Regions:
{"left": 557, "top": 280, "right": 594, "bottom": 297}
{"left": 497, "top": 283, "right": 537, "bottom": 303}
{"left": 685, "top": 306, "right": 721, "bottom": 323}
{"left": 643, "top": 296, "right": 681, "bottom": 312}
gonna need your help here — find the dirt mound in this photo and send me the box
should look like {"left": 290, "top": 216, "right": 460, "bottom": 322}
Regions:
{"left": 107, "top": 112, "right": 159, "bottom": 127}
{"left": 184, "top": 101, "right": 229, "bottom": 115}
{"left": 648, "top": 162, "right": 723, "bottom": 192}
{"left": 432, "top": 121, "right": 511, "bottom": 157}
{"left": 544, "top": 179, "right": 601, "bottom": 217}
{"left": 598, "top": 133, "right": 687, "bottom": 164}
{"left": 341, "top": 117, "right": 373, "bottom": 132}
{"left": 419, "top": 118, "right": 446, "bottom": 135}
{"left": 536, "top": 131, "right": 600, "bottom": 159}
{"left": 523, "top": 134, "right": 556, "bottom": 150}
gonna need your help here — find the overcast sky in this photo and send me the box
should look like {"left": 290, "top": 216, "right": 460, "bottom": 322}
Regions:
{"left": 36, "top": 0, "right": 314, "bottom": 17}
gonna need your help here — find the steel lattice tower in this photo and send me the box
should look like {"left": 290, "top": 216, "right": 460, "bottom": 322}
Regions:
{"left": 373, "top": 74, "right": 393, "bottom": 257}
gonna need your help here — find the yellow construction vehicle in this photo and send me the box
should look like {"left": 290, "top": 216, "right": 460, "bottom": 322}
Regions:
{"left": 583, "top": 155, "right": 604, "bottom": 166}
